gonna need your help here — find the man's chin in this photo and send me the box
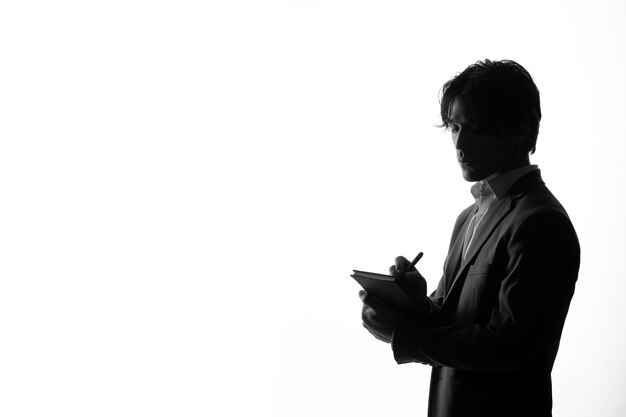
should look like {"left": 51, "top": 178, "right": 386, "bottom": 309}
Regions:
{"left": 461, "top": 169, "right": 477, "bottom": 182}
{"left": 461, "top": 168, "right": 485, "bottom": 182}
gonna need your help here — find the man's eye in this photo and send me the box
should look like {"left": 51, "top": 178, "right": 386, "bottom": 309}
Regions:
{"left": 450, "top": 125, "right": 460, "bottom": 133}
{"left": 471, "top": 126, "right": 491, "bottom": 135}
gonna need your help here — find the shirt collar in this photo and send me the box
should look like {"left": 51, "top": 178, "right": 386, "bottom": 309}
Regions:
{"left": 473, "top": 165, "right": 539, "bottom": 200}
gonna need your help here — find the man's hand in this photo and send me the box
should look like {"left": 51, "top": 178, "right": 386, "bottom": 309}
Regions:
{"left": 391, "top": 256, "right": 428, "bottom": 311}
{"left": 391, "top": 255, "right": 418, "bottom": 277}
{"left": 360, "top": 290, "right": 401, "bottom": 343}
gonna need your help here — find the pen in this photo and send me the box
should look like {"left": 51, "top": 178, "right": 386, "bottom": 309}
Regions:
{"left": 407, "top": 251, "right": 424, "bottom": 271}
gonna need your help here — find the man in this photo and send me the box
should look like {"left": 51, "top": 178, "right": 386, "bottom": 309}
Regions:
{"left": 359, "top": 60, "right": 580, "bottom": 417}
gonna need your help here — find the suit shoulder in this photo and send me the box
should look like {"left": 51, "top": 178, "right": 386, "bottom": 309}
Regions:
{"left": 507, "top": 183, "right": 579, "bottom": 245}
{"left": 513, "top": 183, "right": 571, "bottom": 219}
{"left": 453, "top": 204, "right": 475, "bottom": 229}
{"left": 457, "top": 204, "right": 476, "bottom": 221}
{"left": 510, "top": 185, "right": 579, "bottom": 246}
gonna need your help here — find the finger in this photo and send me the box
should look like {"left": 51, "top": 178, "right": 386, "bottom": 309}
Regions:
{"left": 362, "top": 322, "right": 391, "bottom": 343}
{"left": 362, "top": 322, "right": 380, "bottom": 338}
{"left": 365, "top": 298, "right": 400, "bottom": 322}
{"left": 389, "top": 265, "right": 397, "bottom": 277}
{"left": 362, "top": 304, "right": 379, "bottom": 330}
{"left": 395, "top": 256, "right": 410, "bottom": 276}
{"left": 363, "top": 299, "right": 396, "bottom": 324}
{"left": 362, "top": 320, "right": 382, "bottom": 337}
{"left": 404, "top": 270, "right": 424, "bottom": 280}
{"left": 362, "top": 302, "right": 373, "bottom": 320}
{"left": 362, "top": 304, "right": 396, "bottom": 344}
{"left": 361, "top": 293, "right": 387, "bottom": 311}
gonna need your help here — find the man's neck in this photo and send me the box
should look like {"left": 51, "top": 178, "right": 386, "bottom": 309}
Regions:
{"left": 484, "top": 155, "right": 531, "bottom": 182}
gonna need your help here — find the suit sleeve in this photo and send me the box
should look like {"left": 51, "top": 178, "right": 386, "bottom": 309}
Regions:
{"left": 391, "top": 208, "right": 580, "bottom": 372}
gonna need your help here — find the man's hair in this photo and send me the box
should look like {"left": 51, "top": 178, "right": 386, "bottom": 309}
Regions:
{"left": 439, "top": 59, "right": 542, "bottom": 154}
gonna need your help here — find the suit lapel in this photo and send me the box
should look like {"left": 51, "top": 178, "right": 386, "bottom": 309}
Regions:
{"left": 461, "top": 196, "right": 513, "bottom": 269}
{"left": 441, "top": 169, "right": 545, "bottom": 308}
{"left": 444, "top": 206, "right": 477, "bottom": 295}
{"left": 442, "top": 195, "right": 513, "bottom": 306}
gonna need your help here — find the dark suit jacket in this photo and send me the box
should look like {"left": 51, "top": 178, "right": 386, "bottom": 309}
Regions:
{"left": 391, "top": 170, "right": 580, "bottom": 417}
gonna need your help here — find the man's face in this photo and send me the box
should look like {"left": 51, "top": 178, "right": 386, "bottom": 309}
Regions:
{"left": 449, "top": 98, "right": 517, "bottom": 182}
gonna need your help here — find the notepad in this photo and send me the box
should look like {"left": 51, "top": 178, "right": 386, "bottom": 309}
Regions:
{"left": 351, "top": 270, "right": 423, "bottom": 316}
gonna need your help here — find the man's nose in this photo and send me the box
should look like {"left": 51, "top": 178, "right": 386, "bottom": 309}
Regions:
{"left": 454, "top": 129, "right": 470, "bottom": 151}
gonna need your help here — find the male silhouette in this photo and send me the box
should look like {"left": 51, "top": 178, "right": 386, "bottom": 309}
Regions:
{"left": 359, "top": 59, "right": 580, "bottom": 417}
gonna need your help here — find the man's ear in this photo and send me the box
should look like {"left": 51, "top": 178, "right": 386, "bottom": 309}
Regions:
{"left": 512, "top": 119, "right": 532, "bottom": 146}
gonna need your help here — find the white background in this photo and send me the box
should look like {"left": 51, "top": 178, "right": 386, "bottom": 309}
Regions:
{"left": 2, "top": 1, "right": 625, "bottom": 416}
